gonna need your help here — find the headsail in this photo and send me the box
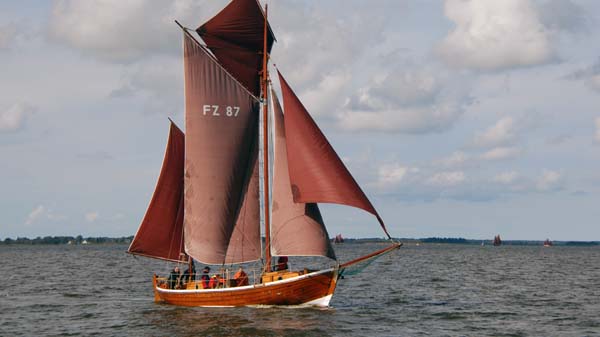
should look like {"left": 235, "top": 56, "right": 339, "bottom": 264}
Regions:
{"left": 183, "top": 33, "right": 261, "bottom": 265}
{"left": 271, "top": 89, "right": 336, "bottom": 259}
{"left": 128, "top": 121, "right": 185, "bottom": 262}
{"left": 277, "top": 71, "right": 392, "bottom": 239}
{"left": 197, "top": 0, "right": 275, "bottom": 96}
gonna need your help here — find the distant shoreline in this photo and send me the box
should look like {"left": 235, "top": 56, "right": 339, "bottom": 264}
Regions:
{"left": 1, "top": 236, "right": 598, "bottom": 246}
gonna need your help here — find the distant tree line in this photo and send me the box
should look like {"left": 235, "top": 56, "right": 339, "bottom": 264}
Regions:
{"left": 1, "top": 235, "right": 134, "bottom": 245}
{"left": 420, "top": 237, "right": 468, "bottom": 243}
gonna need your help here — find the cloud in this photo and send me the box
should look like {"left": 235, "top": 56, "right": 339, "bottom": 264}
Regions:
{"left": 338, "top": 67, "right": 470, "bottom": 133}
{"left": 25, "top": 205, "right": 45, "bottom": 226}
{"left": 566, "top": 58, "right": 600, "bottom": 93}
{"left": 85, "top": 212, "right": 99, "bottom": 223}
{"left": 536, "top": 169, "right": 564, "bottom": 191}
{"left": 472, "top": 117, "right": 516, "bottom": 148}
{"left": 0, "top": 102, "right": 36, "bottom": 132}
{"left": 493, "top": 171, "right": 519, "bottom": 184}
{"left": 47, "top": 0, "right": 220, "bottom": 63}
{"left": 110, "top": 58, "right": 183, "bottom": 114}
{"left": 435, "top": 151, "right": 470, "bottom": 168}
{"left": 438, "top": 0, "right": 554, "bottom": 70}
{"left": 480, "top": 146, "right": 521, "bottom": 161}
{"left": 426, "top": 171, "right": 466, "bottom": 187}
{"left": 375, "top": 164, "right": 420, "bottom": 188}
{"left": 537, "top": 0, "right": 588, "bottom": 34}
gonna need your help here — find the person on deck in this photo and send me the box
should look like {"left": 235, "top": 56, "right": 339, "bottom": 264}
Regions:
{"left": 167, "top": 266, "right": 181, "bottom": 289}
{"left": 275, "top": 256, "right": 289, "bottom": 271}
{"left": 208, "top": 273, "right": 223, "bottom": 289}
{"left": 233, "top": 267, "right": 249, "bottom": 286}
{"left": 200, "top": 266, "right": 210, "bottom": 289}
{"left": 182, "top": 260, "right": 196, "bottom": 285}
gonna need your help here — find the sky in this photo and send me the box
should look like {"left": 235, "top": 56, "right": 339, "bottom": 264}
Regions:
{"left": 1, "top": 0, "right": 600, "bottom": 241}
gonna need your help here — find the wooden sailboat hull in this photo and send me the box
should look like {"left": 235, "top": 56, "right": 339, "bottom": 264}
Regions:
{"left": 153, "top": 268, "right": 338, "bottom": 307}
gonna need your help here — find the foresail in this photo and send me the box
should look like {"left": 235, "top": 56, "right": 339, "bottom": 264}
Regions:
{"left": 271, "top": 89, "right": 336, "bottom": 259}
{"left": 128, "top": 122, "right": 185, "bottom": 262}
{"left": 183, "top": 33, "right": 261, "bottom": 265}
{"left": 197, "top": 0, "right": 275, "bottom": 96}
{"left": 277, "top": 71, "right": 392, "bottom": 239}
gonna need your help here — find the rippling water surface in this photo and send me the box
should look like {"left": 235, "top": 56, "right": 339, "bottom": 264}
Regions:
{"left": 1, "top": 243, "right": 599, "bottom": 336}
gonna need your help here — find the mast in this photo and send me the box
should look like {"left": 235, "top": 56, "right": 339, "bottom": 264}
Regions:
{"left": 261, "top": 3, "right": 272, "bottom": 272}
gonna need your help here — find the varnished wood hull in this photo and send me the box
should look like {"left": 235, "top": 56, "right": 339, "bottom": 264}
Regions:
{"left": 153, "top": 268, "right": 338, "bottom": 307}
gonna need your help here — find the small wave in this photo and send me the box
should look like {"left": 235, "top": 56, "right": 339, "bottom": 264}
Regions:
{"left": 62, "top": 293, "right": 88, "bottom": 298}
{"left": 432, "top": 312, "right": 467, "bottom": 320}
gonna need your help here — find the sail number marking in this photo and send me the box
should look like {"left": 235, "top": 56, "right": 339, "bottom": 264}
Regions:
{"left": 203, "top": 105, "right": 240, "bottom": 117}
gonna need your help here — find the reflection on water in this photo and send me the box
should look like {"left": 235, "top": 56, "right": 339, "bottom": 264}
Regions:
{"left": 1, "top": 243, "right": 599, "bottom": 336}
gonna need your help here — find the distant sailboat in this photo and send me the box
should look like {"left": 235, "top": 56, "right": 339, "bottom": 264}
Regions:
{"left": 127, "top": 0, "right": 401, "bottom": 307}
{"left": 543, "top": 238, "right": 553, "bottom": 247}
{"left": 493, "top": 235, "right": 502, "bottom": 246}
{"left": 333, "top": 234, "right": 345, "bottom": 244}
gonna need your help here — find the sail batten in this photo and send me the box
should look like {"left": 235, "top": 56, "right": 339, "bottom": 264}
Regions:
{"left": 183, "top": 33, "right": 261, "bottom": 265}
{"left": 128, "top": 122, "right": 185, "bottom": 262}
{"left": 277, "top": 71, "right": 392, "bottom": 239}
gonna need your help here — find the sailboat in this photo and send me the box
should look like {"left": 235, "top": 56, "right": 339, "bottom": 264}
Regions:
{"left": 493, "top": 235, "right": 502, "bottom": 246}
{"left": 543, "top": 238, "right": 553, "bottom": 247}
{"left": 333, "top": 234, "right": 345, "bottom": 244}
{"left": 127, "top": 0, "right": 401, "bottom": 307}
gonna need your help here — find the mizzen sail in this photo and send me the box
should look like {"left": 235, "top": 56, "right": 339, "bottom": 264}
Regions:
{"left": 277, "top": 71, "right": 392, "bottom": 239}
{"left": 271, "top": 90, "right": 336, "bottom": 259}
{"left": 196, "top": 0, "right": 275, "bottom": 96}
{"left": 183, "top": 33, "right": 261, "bottom": 264}
{"left": 128, "top": 121, "right": 185, "bottom": 262}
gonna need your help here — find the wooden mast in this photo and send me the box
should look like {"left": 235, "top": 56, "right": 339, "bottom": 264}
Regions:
{"left": 261, "top": 4, "right": 272, "bottom": 272}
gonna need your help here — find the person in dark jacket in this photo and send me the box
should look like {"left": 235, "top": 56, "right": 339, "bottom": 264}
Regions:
{"left": 182, "top": 260, "right": 196, "bottom": 285}
{"left": 167, "top": 266, "right": 181, "bottom": 289}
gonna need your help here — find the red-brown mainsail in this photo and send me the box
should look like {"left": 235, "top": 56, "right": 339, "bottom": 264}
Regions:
{"left": 277, "top": 71, "right": 392, "bottom": 239}
{"left": 128, "top": 121, "right": 185, "bottom": 262}
{"left": 183, "top": 33, "right": 260, "bottom": 265}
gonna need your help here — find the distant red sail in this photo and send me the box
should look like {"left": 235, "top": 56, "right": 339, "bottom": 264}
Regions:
{"left": 277, "top": 71, "right": 391, "bottom": 239}
{"left": 183, "top": 33, "right": 261, "bottom": 265}
{"left": 197, "top": 0, "right": 275, "bottom": 96}
{"left": 128, "top": 122, "right": 186, "bottom": 262}
{"left": 270, "top": 89, "right": 336, "bottom": 259}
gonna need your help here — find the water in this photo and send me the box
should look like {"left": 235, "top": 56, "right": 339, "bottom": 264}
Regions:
{"left": 1, "top": 243, "right": 599, "bottom": 336}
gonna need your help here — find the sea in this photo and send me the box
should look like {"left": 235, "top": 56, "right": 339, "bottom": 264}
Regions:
{"left": 0, "top": 242, "right": 598, "bottom": 337}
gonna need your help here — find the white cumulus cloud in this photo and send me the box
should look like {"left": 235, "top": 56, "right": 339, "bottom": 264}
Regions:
{"left": 481, "top": 146, "right": 521, "bottom": 161}
{"left": 25, "top": 205, "right": 45, "bottom": 226}
{"left": 48, "top": 0, "right": 220, "bottom": 63}
{"left": 0, "top": 102, "right": 36, "bottom": 132}
{"left": 473, "top": 117, "right": 516, "bottom": 148}
{"left": 438, "top": 0, "right": 554, "bottom": 70}
{"left": 536, "top": 169, "right": 563, "bottom": 191}
{"left": 426, "top": 171, "right": 466, "bottom": 187}
{"left": 339, "top": 67, "right": 469, "bottom": 133}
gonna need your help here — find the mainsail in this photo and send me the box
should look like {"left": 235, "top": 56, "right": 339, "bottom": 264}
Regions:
{"left": 270, "top": 89, "right": 336, "bottom": 259}
{"left": 277, "top": 71, "right": 392, "bottom": 239}
{"left": 128, "top": 122, "right": 185, "bottom": 262}
{"left": 183, "top": 33, "right": 261, "bottom": 265}
{"left": 196, "top": 0, "right": 275, "bottom": 96}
